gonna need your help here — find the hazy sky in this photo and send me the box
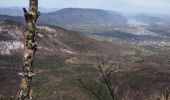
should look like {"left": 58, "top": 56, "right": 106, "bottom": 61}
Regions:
{"left": 0, "top": 0, "right": 169, "bottom": 14}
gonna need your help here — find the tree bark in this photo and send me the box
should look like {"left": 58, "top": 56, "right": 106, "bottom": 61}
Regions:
{"left": 17, "top": 0, "right": 40, "bottom": 99}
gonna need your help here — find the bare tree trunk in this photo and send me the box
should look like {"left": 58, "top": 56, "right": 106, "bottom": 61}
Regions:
{"left": 17, "top": 0, "right": 40, "bottom": 99}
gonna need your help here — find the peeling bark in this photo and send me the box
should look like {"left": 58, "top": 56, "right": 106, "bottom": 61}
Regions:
{"left": 17, "top": 0, "right": 40, "bottom": 100}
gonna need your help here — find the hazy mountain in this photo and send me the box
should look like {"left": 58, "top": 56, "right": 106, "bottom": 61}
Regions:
{"left": 0, "top": 8, "right": 169, "bottom": 41}
{"left": 0, "top": 7, "right": 59, "bottom": 16}
{"left": 0, "top": 15, "right": 24, "bottom": 22}
{"left": 131, "top": 14, "right": 170, "bottom": 25}
{"left": 38, "top": 8, "right": 128, "bottom": 34}
{"left": 39, "top": 7, "right": 60, "bottom": 13}
{"left": 133, "top": 14, "right": 161, "bottom": 24}
{"left": 0, "top": 7, "right": 23, "bottom": 16}
{"left": 0, "top": 15, "right": 168, "bottom": 41}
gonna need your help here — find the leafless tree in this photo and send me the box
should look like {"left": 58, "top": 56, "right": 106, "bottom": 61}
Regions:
{"left": 160, "top": 85, "right": 170, "bottom": 100}
{"left": 96, "top": 56, "right": 119, "bottom": 100}
{"left": 78, "top": 55, "right": 120, "bottom": 100}
{"left": 17, "top": 0, "right": 40, "bottom": 100}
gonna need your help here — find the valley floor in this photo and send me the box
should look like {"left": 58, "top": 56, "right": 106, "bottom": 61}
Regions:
{"left": 0, "top": 37, "right": 170, "bottom": 100}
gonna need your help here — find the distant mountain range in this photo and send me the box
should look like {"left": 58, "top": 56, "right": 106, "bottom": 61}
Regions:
{"left": 129, "top": 14, "right": 170, "bottom": 25}
{"left": 0, "top": 15, "right": 24, "bottom": 22}
{"left": 0, "top": 7, "right": 59, "bottom": 16}
{"left": 0, "top": 7, "right": 170, "bottom": 41}
{"left": 0, "top": 7, "right": 23, "bottom": 16}
{"left": 38, "top": 8, "right": 128, "bottom": 33}
{"left": 1, "top": 7, "right": 170, "bottom": 26}
{"left": 0, "top": 8, "right": 128, "bottom": 34}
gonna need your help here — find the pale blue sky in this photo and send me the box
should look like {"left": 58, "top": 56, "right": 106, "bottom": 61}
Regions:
{"left": 0, "top": 0, "right": 169, "bottom": 14}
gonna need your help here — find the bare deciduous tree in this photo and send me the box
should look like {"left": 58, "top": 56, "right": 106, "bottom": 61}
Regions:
{"left": 96, "top": 56, "right": 119, "bottom": 100}
{"left": 78, "top": 55, "right": 120, "bottom": 100}
{"left": 17, "top": 0, "right": 40, "bottom": 99}
{"left": 160, "top": 85, "right": 170, "bottom": 100}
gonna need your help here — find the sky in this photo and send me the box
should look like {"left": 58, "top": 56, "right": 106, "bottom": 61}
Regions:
{"left": 0, "top": 0, "right": 169, "bottom": 14}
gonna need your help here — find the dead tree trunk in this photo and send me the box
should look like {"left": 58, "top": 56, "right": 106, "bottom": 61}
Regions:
{"left": 17, "top": 0, "right": 40, "bottom": 99}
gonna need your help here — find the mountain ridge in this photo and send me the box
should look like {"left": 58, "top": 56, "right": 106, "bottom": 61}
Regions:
{"left": 0, "top": 7, "right": 60, "bottom": 16}
{"left": 38, "top": 8, "right": 127, "bottom": 33}
{"left": 0, "top": 20, "right": 121, "bottom": 57}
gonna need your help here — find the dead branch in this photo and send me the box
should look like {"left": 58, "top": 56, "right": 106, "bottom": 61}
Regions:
{"left": 17, "top": 0, "right": 40, "bottom": 100}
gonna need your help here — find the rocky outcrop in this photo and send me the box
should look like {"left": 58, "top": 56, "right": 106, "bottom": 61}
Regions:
{"left": 0, "top": 41, "right": 23, "bottom": 55}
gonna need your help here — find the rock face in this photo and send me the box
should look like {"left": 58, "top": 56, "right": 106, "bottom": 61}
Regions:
{"left": 0, "top": 21, "right": 23, "bottom": 55}
{"left": 0, "top": 41, "right": 23, "bottom": 55}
